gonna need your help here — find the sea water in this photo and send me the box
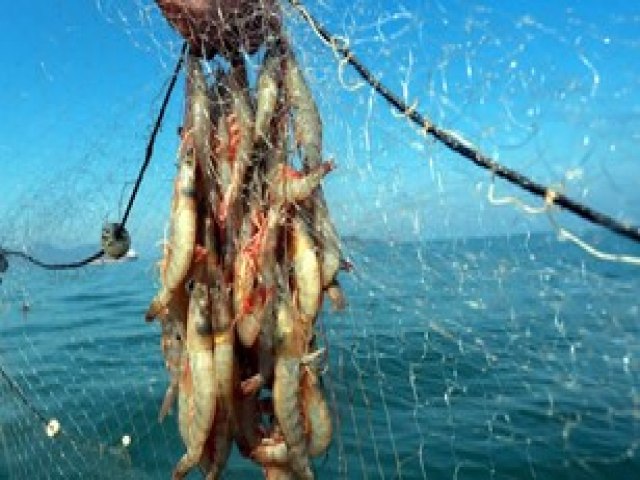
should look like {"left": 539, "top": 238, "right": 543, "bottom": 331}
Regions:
{"left": 0, "top": 234, "right": 638, "bottom": 479}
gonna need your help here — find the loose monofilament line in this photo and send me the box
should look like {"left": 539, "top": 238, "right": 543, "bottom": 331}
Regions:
{"left": 1, "top": 2, "right": 639, "bottom": 479}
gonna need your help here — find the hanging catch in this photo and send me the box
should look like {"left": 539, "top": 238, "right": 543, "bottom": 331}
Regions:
{"left": 148, "top": 7, "right": 345, "bottom": 478}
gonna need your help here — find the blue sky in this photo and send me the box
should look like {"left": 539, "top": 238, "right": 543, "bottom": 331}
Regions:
{"left": 1, "top": 1, "right": 639, "bottom": 252}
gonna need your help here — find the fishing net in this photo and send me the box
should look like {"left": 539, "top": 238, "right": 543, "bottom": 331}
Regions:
{"left": 1, "top": 1, "right": 639, "bottom": 478}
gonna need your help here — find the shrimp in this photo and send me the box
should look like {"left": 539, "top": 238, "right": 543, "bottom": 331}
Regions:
{"left": 252, "top": 428, "right": 302, "bottom": 479}
{"left": 252, "top": 363, "right": 331, "bottom": 465}
{"left": 283, "top": 49, "right": 348, "bottom": 311}
{"left": 255, "top": 48, "right": 282, "bottom": 143}
{"left": 234, "top": 201, "right": 281, "bottom": 348}
{"left": 218, "top": 59, "right": 255, "bottom": 225}
{"left": 289, "top": 216, "right": 322, "bottom": 322}
{"left": 146, "top": 122, "right": 198, "bottom": 322}
{"left": 300, "top": 367, "right": 332, "bottom": 457}
{"left": 187, "top": 55, "right": 219, "bottom": 210}
{"left": 173, "top": 278, "right": 217, "bottom": 479}
{"left": 200, "top": 284, "right": 236, "bottom": 479}
{"left": 199, "top": 405, "right": 233, "bottom": 480}
{"left": 283, "top": 51, "right": 322, "bottom": 169}
{"left": 267, "top": 160, "right": 335, "bottom": 208}
{"left": 252, "top": 437, "right": 288, "bottom": 465}
{"left": 272, "top": 296, "right": 314, "bottom": 480}
{"left": 210, "top": 71, "right": 232, "bottom": 193}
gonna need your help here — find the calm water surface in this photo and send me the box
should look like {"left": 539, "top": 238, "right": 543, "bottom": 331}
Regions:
{"left": 1, "top": 235, "right": 639, "bottom": 479}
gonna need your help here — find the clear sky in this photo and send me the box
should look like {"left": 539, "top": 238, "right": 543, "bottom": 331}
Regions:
{"left": 1, "top": 1, "right": 639, "bottom": 252}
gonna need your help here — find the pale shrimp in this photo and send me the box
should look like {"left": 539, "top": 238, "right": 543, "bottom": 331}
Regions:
{"left": 252, "top": 437, "right": 288, "bottom": 465}
{"left": 255, "top": 48, "right": 282, "bottom": 143}
{"left": 289, "top": 216, "right": 323, "bottom": 322}
{"left": 186, "top": 55, "right": 218, "bottom": 209}
{"left": 283, "top": 51, "right": 322, "bottom": 169}
{"left": 282, "top": 49, "right": 347, "bottom": 310}
{"left": 314, "top": 208, "right": 348, "bottom": 311}
{"left": 201, "top": 406, "right": 233, "bottom": 480}
{"left": 252, "top": 362, "right": 331, "bottom": 464}
{"left": 272, "top": 296, "right": 314, "bottom": 480}
{"left": 201, "top": 298, "right": 236, "bottom": 478}
{"left": 299, "top": 367, "right": 332, "bottom": 457}
{"left": 146, "top": 132, "right": 197, "bottom": 321}
{"left": 173, "top": 279, "right": 217, "bottom": 479}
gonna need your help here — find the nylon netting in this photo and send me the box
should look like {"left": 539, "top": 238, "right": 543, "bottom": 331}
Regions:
{"left": 1, "top": 1, "right": 639, "bottom": 479}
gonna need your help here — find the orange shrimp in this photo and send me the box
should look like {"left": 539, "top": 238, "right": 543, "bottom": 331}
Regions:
{"left": 218, "top": 60, "right": 255, "bottom": 225}
{"left": 234, "top": 202, "right": 281, "bottom": 347}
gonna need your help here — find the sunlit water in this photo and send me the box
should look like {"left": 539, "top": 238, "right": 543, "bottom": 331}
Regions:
{"left": 1, "top": 234, "right": 639, "bottom": 479}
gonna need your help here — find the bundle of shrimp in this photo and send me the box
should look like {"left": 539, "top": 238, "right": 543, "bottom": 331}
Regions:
{"left": 145, "top": 40, "right": 347, "bottom": 479}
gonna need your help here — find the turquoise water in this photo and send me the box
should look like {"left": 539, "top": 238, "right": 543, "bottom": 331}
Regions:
{"left": 1, "top": 235, "right": 639, "bottom": 479}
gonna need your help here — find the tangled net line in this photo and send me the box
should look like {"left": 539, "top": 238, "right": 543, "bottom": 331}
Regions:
{"left": 1, "top": 0, "right": 638, "bottom": 275}
{"left": 1, "top": 3, "right": 639, "bottom": 473}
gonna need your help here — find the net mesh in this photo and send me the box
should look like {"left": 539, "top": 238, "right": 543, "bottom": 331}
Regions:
{"left": 1, "top": 1, "right": 639, "bottom": 479}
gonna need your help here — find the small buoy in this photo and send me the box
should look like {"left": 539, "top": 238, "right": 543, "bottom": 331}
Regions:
{"left": 46, "top": 418, "right": 60, "bottom": 438}
{"left": 121, "top": 434, "right": 132, "bottom": 448}
{"left": 101, "top": 223, "right": 131, "bottom": 259}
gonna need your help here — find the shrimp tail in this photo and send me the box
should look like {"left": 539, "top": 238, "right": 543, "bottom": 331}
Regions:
{"left": 301, "top": 370, "right": 332, "bottom": 457}
{"left": 145, "top": 296, "right": 168, "bottom": 322}
{"left": 251, "top": 439, "right": 289, "bottom": 466}
{"left": 273, "top": 357, "right": 314, "bottom": 480}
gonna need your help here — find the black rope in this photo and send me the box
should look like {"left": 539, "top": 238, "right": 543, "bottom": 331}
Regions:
{"left": 120, "top": 42, "right": 187, "bottom": 229}
{"left": 288, "top": 0, "right": 640, "bottom": 245}
{"left": 0, "top": 248, "right": 104, "bottom": 271}
{"left": 0, "top": 42, "right": 187, "bottom": 272}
